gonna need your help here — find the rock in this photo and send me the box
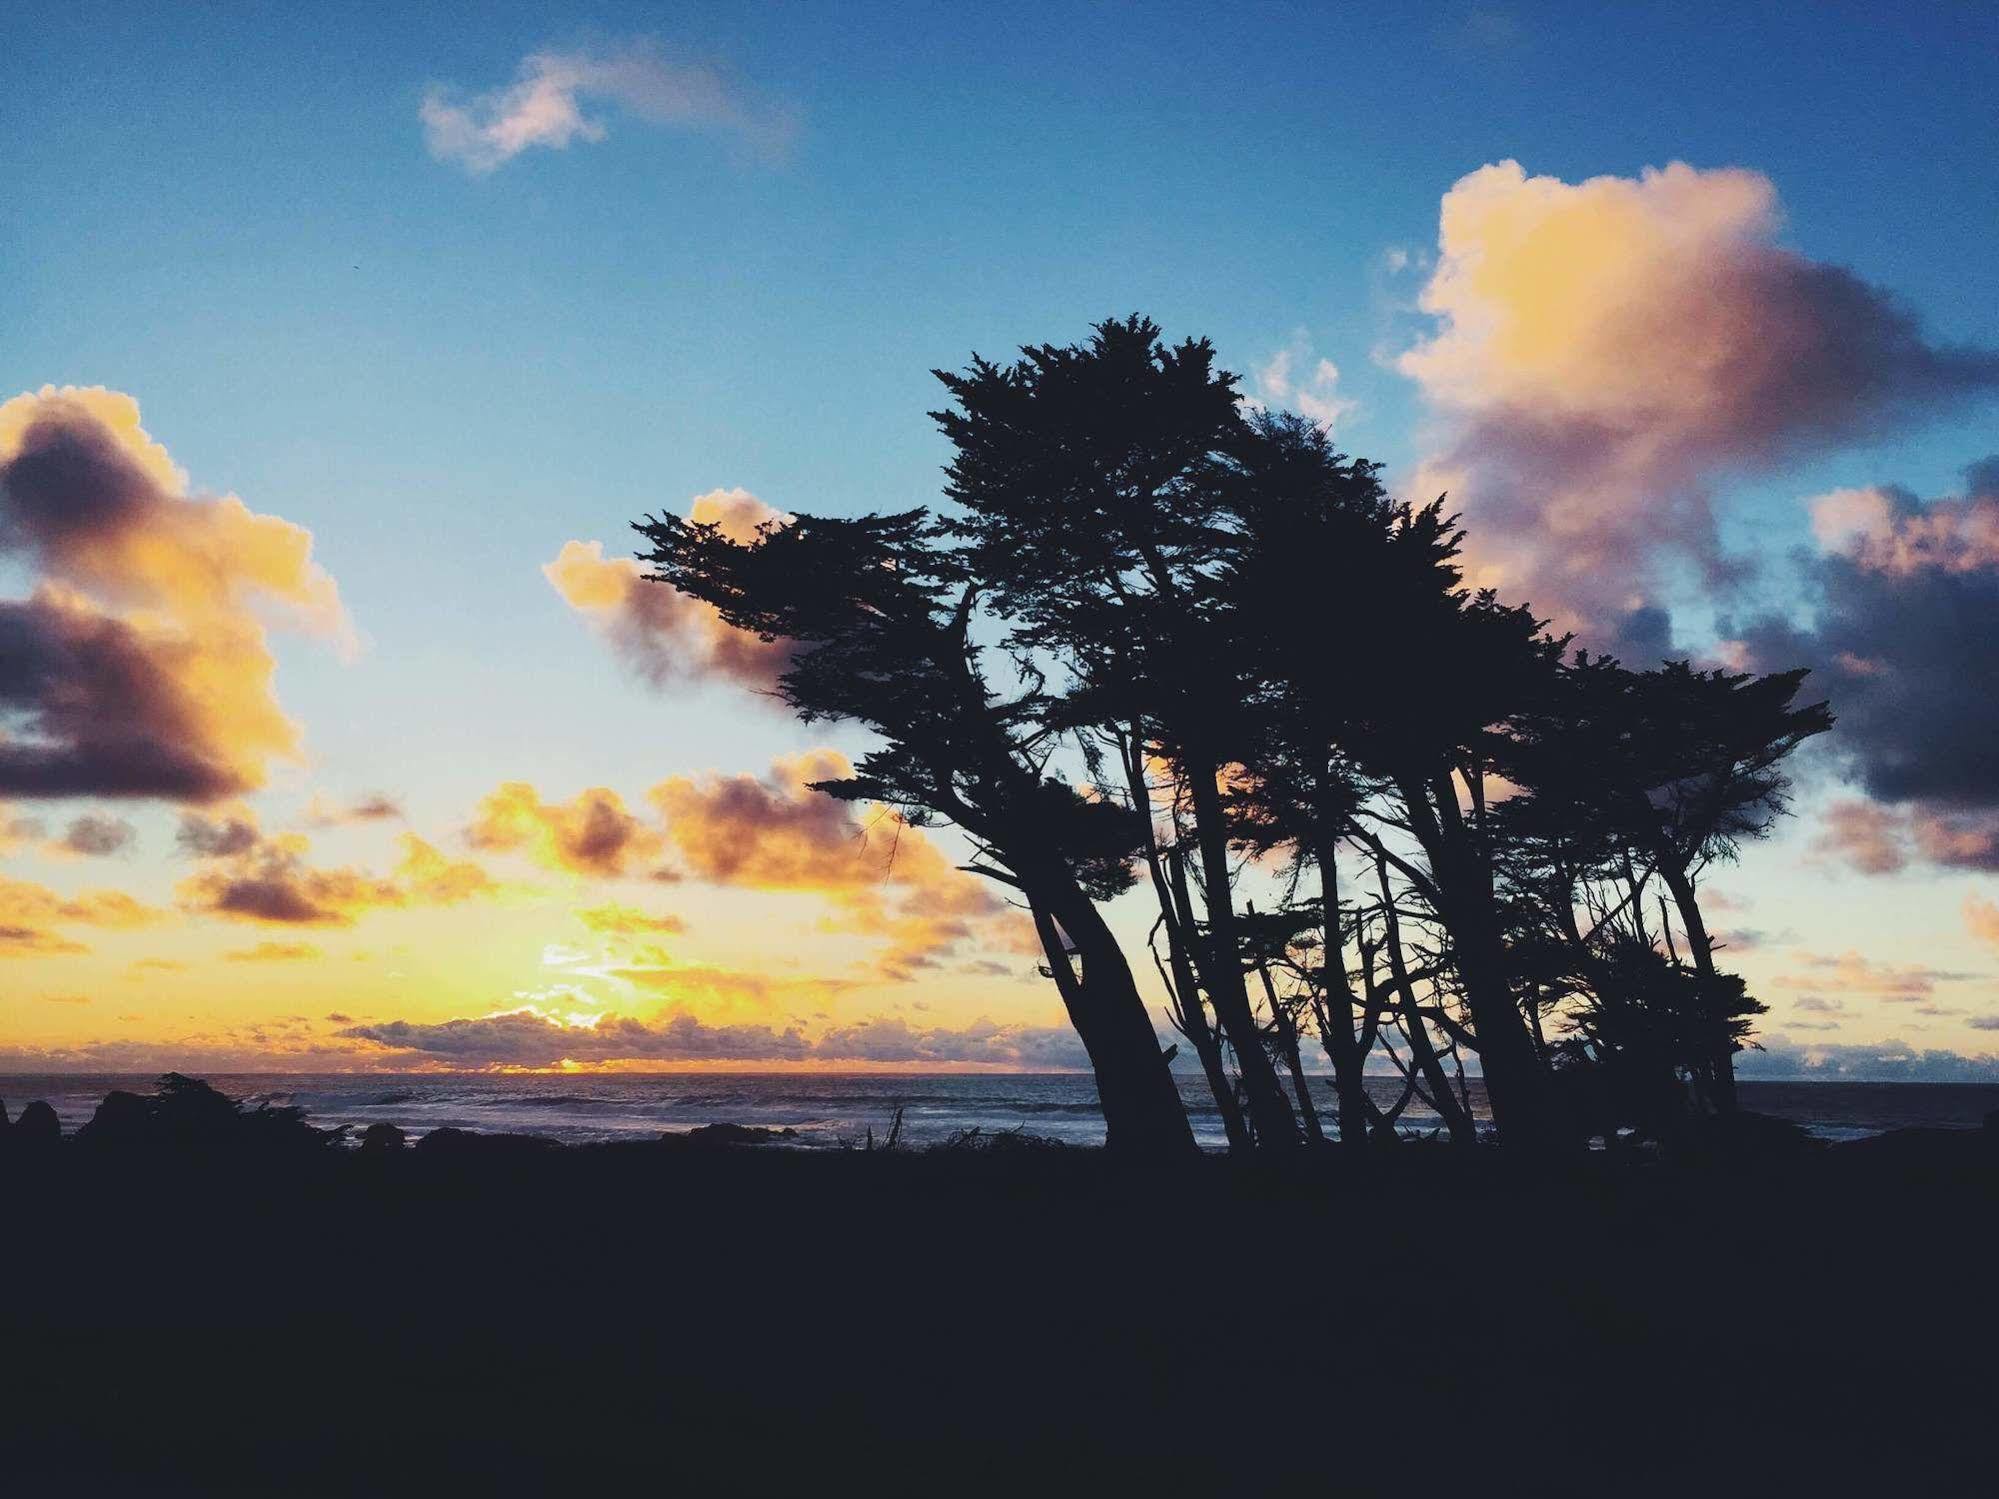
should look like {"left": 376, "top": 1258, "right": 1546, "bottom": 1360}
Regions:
{"left": 412, "top": 1127, "right": 557, "bottom": 1157}
{"left": 666, "top": 1122, "right": 801, "bottom": 1149}
{"left": 359, "top": 1122, "right": 407, "bottom": 1153}
{"left": 76, "top": 1090, "right": 152, "bottom": 1147}
{"left": 1689, "top": 1109, "right": 1822, "bottom": 1160}
{"left": 1835, "top": 1125, "right": 1989, "bottom": 1168}
{"left": 0, "top": 1098, "right": 10, "bottom": 1131}
{"left": 13, "top": 1100, "right": 62, "bottom": 1147}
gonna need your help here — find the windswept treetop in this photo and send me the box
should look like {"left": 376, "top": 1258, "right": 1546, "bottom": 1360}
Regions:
{"left": 636, "top": 314, "right": 1833, "bottom": 1156}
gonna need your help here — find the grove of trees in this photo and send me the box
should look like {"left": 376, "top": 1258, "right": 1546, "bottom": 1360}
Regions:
{"left": 639, "top": 317, "right": 1832, "bottom": 1156}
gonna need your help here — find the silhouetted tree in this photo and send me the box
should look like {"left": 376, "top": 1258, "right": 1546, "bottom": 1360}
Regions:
{"left": 626, "top": 312, "right": 1833, "bottom": 1159}
{"left": 636, "top": 506, "right": 1195, "bottom": 1155}
{"left": 933, "top": 317, "right": 1301, "bottom": 1147}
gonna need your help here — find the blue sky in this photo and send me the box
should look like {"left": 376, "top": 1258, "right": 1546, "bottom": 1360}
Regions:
{"left": 4, "top": 2, "right": 1998, "bottom": 1072}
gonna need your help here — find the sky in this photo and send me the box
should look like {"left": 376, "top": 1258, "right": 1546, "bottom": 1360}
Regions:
{"left": 4, "top": 1, "right": 1998, "bottom": 1077}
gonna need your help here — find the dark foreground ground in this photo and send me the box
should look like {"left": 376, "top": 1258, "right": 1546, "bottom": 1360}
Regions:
{"left": 4, "top": 1119, "right": 1995, "bottom": 1496}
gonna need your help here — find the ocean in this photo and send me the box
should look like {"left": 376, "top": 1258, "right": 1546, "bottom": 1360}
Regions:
{"left": 5, "top": 1072, "right": 1996, "bottom": 1149}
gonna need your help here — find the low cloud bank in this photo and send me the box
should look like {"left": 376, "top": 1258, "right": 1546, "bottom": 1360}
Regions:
{"left": 339, "top": 1008, "right": 1090, "bottom": 1070}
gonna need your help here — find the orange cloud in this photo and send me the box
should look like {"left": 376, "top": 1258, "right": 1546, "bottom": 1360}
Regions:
{"left": 0, "top": 872, "right": 165, "bottom": 956}
{"left": 1811, "top": 798, "right": 1999, "bottom": 877}
{"left": 1966, "top": 895, "right": 1999, "bottom": 952}
{"left": 0, "top": 386, "right": 350, "bottom": 801}
{"left": 1399, "top": 161, "right": 1999, "bottom": 656}
{"left": 468, "top": 782, "right": 667, "bottom": 878}
{"left": 648, "top": 751, "right": 1018, "bottom": 978}
{"left": 544, "top": 488, "right": 793, "bottom": 692}
{"left": 176, "top": 819, "right": 498, "bottom": 927}
{"left": 224, "top": 941, "right": 324, "bottom": 963}
{"left": 1773, "top": 950, "right": 1976, "bottom": 1003}
{"left": 575, "top": 902, "right": 687, "bottom": 935}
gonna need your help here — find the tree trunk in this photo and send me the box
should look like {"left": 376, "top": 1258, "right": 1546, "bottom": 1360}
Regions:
{"left": 1033, "top": 878, "right": 1197, "bottom": 1157}
{"left": 1248, "top": 926, "right": 1325, "bottom": 1144}
{"left": 1125, "top": 734, "right": 1249, "bottom": 1152}
{"left": 1165, "top": 849, "right": 1252, "bottom": 1151}
{"left": 1395, "top": 774, "right": 1569, "bottom": 1153}
{"left": 1372, "top": 859, "right": 1475, "bottom": 1147}
{"left": 1183, "top": 751, "right": 1300, "bottom": 1148}
{"left": 1312, "top": 839, "right": 1374, "bottom": 1151}
{"left": 1660, "top": 859, "right": 1739, "bottom": 1112}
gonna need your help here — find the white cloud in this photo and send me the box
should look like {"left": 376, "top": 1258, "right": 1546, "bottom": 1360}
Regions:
{"left": 1251, "top": 332, "right": 1357, "bottom": 433}
{"left": 422, "top": 41, "right": 796, "bottom": 174}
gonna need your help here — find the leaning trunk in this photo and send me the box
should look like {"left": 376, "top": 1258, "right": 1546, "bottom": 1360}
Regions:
{"left": 1032, "top": 875, "right": 1197, "bottom": 1157}
{"left": 1183, "top": 750, "right": 1299, "bottom": 1148}
{"left": 1397, "top": 773, "right": 1568, "bottom": 1153}
{"left": 1165, "top": 849, "right": 1252, "bottom": 1151}
{"left": 1659, "top": 859, "right": 1738, "bottom": 1112}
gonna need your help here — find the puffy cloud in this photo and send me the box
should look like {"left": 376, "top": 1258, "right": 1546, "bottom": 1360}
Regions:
{"left": 814, "top": 1016, "right": 1089, "bottom": 1068}
{"left": 342, "top": 1008, "right": 814, "bottom": 1067}
{"left": 1739, "top": 463, "right": 1999, "bottom": 849}
{"left": 56, "top": 814, "right": 136, "bottom": 857}
{"left": 177, "top": 823, "right": 497, "bottom": 927}
{"left": 1737, "top": 1038, "right": 1999, "bottom": 1082}
{"left": 575, "top": 902, "right": 686, "bottom": 935}
{"left": 422, "top": 40, "right": 796, "bottom": 175}
{"left": 544, "top": 489, "right": 793, "bottom": 693}
{"left": 648, "top": 751, "right": 1015, "bottom": 978}
{"left": 1810, "top": 799, "right": 1912, "bottom": 875}
{"left": 0, "top": 872, "right": 164, "bottom": 956}
{"left": 0, "top": 386, "right": 348, "bottom": 802}
{"left": 1252, "top": 333, "right": 1356, "bottom": 432}
{"left": 339, "top": 1007, "right": 1088, "bottom": 1070}
{"left": 1399, "top": 162, "right": 1999, "bottom": 656}
{"left": 176, "top": 810, "right": 261, "bottom": 858}
{"left": 468, "top": 782, "right": 668, "bottom": 878}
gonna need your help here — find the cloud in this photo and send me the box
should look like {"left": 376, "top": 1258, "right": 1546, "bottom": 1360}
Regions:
{"left": 1252, "top": 332, "right": 1356, "bottom": 432}
{"left": 177, "top": 822, "right": 497, "bottom": 927}
{"left": 545, "top": 489, "right": 794, "bottom": 693}
{"left": 1737, "top": 462, "right": 1999, "bottom": 855}
{"left": 468, "top": 782, "right": 668, "bottom": 878}
{"left": 1398, "top": 162, "right": 1999, "bottom": 657}
{"left": 1967, "top": 894, "right": 1999, "bottom": 951}
{"left": 176, "top": 810, "right": 261, "bottom": 858}
{"left": 343, "top": 1008, "right": 815, "bottom": 1067}
{"left": 575, "top": 902, "right": 686, "bottom": 935}
{"left": 338, "top": 1006, "right": 1088, "bottom": 1070}
{"left": 1738, "top": 1038, "right": 1999, "bottom": 1082}
{"left": 422, "top": 40, "right": 796, "bottom": 175}
{"left": 304, "top": 792, "right": 403, "bottom": 827}
{"left": 1771, "top": 950, "right": 1977, "bottom": 1003}
{"left": 0, "top": 386, "right": 348, "bottom": 802}
{"left": 55, "top": 814, "right": 136, "bottom": 857}
{"left": 601, "top": 946, "right": 858, "bottom": 1013}
{"left": 224, "top": 941, "right": 323, "bottom": 963}
{"left": 648, "top": 751, "right": 1015, "bottom": 978}
{"left": 813, "top": 1016, "right": 1089, "bottom": 1068}
{"left": 0, "top": 872, "right": 164, "bottom": 956}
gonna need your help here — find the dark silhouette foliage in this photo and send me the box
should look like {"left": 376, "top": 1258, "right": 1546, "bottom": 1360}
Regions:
{"left": 636, "top": 315, "right": 1831, "bottom": 1155}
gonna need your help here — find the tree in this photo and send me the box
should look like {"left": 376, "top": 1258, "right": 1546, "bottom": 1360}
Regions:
{"left": 636, "top": 506, "right": 1195, "bottom": 1156}
{"left": 934, "top": 316, "right": 1301, "bottom": 1147}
